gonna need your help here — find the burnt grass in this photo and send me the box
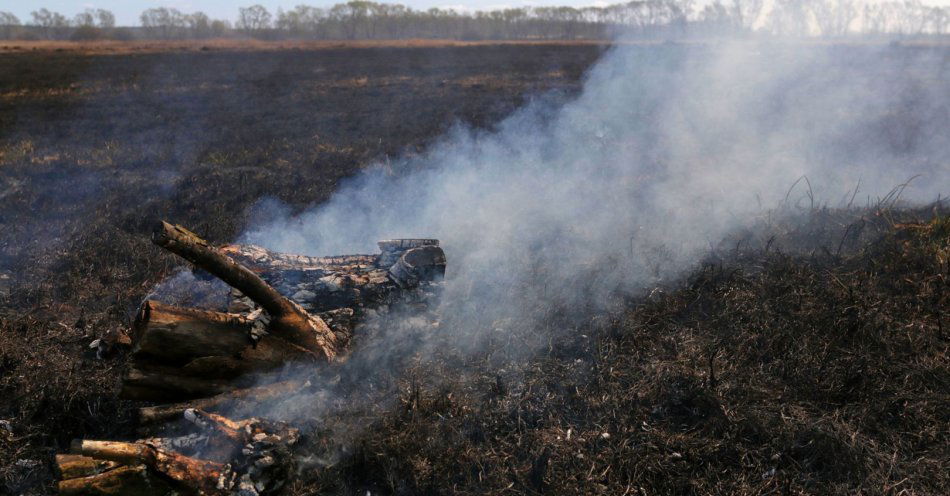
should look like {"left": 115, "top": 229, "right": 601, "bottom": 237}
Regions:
{"left": 1, "top": 44, "right": 948, "bottom": 495}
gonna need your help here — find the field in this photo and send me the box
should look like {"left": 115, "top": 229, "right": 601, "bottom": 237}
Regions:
{"left": 1, "top": 41, "right": 948, "bottom": 495}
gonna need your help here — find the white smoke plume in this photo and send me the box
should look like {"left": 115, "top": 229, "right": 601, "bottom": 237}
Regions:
{"left": 239, "top": 41, "right": 948, "bottom": 430}
{"left": 245, "top": 42, "right": 946, "bottom": 301}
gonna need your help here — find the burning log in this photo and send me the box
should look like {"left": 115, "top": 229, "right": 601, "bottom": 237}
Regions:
{"left": 71, "top": 439, "right": 227, "bottom": 494}
{"left": 57, "top": 228, "right": 447, "bottom": 495}
{"left": 64, "top": 409, "right": 300, "bottom": 496}
{"left": 183, "top": 409, "right": 300, "bottom": 460}
{"left": 121, "top": 364, "right": 250, "bottom": 402}
{"left": 137, "top": 380, "right": 305, "bottom": 424}
{"left": 126, "top": 231, "right": 444, "bottom": 403}
{"left": 57, "top": 464, "right": 174, "bottom": 496}
{"left": 129, "top": 301, "right": 310, "bottom": 364}
{"left": 120, "top": 301, "right": 316, "bottom": 402}
{"left": 55, "top": 454, "right": 121, "bottom": 480}
{"left": 153, "top": 221, "right": 337, "bottom": 359}
{"left": 221, "top": 239, "right": 445, "bottom": 313}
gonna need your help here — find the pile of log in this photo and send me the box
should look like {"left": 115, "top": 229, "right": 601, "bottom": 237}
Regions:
{"left": 59, "top": 409, "right": 300, "bottom": 495}
{"left": 59, "top": 221, "right": 445, "bottom": 495}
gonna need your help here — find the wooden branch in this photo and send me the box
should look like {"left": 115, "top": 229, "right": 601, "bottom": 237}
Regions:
{"left": 55, "top": 454, "right": 120, "bottom": 480}
{"left": 72, "top": 439, "right": 226, "bottom": 495}
{"left": 120, "top": 362, "right": 256, "bottom": 402}
{"left": 132, "top": 300, "right": 312, "bottom": 365}
{"left": 122, "top": 301, "right": 316, "bottom": 402}
{"left": 186, "top": 409, "right": 298, "bottom": 445}
{"left": 137, "top": 379, "right": 305, "bottom": 424}
{"left": 152, "top": 221, "right": 337, "bottom": 359}
{"left": 220, "top": 243, "right": 377, "bottom": 272}
{"left": 58, "top": 464, "right": 173, "bottom": 496}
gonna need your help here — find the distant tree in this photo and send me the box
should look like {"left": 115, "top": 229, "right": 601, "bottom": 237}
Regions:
{"left": 278, "top": 5, "right": 327, "bottom": 38}
{"left": 210, "top": 19, "right": 232, "bottom": 37}
{"left": 31, "top": 8, "right": 70, "bottom": 39}
{"left": 894, "top": 0, "right": 929, "bottom": 35}
{"left": 330, "top": 1, "right": 372, "bottom": 39}
{"left": 0, "top": 11, "right": 19, "bottom": 25}
{"left": 73, "top": 10, "right": 95, "bottom": 27}
{"left": 929, "top": 6, "right": 949, "bottom": 35}
{"left": 698, "top": 0, "right": 731, "bottom": 35}
{"left": 767, "top": 0, "right": 811, "bottom": 36}
{"left": 378, "top": 3, "right": 409, "bottom": 39}
{"left": 72, "top": 9, "right": 111, "bottom": 40}
{"left": 810, "top": 0, "right": 858, "bottom": 36}
{"left": 730, "top": 0, "right": 764, "bottom": 33}
{"left": 0, "top": 11, "right": 20, "bottom": 39}
{"left": 141, "top": 8, "right": 185, "bottom": 39}
{"left": 238, "top": 4, "right": 273, "bottom": 34}
{"left": 96, "top": 9, "right": 116, "bottom": 29}
{"left": 71, "top": 25, "right": 104, "bottom": 40}
{"left": 186, "top": 12, "right": 212, "bottom": 38}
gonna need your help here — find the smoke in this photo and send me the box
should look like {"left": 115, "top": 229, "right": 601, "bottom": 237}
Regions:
{"left": 239, "top": 41, "right": 947, "bottom": 435}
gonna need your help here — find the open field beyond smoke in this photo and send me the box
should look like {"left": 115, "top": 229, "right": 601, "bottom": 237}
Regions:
{"left": 1, "top": 41, "right": 948, "bottom": 495}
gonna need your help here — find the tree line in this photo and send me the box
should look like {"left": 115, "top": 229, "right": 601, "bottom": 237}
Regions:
{"left": 1, "top": 1, "right": 948, "bottom": 41}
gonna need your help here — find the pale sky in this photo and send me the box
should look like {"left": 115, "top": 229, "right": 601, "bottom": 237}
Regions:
{"left": 6, "top": 0, "right": 950, "bottom": 27}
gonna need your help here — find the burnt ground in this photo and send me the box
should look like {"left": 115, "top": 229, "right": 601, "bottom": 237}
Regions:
{"left": 0, "top": 43, "right": 948, "bottom": 495}
{"left": 299, "top": 207, "right": 948, "bottom": 495}
{"left": 0, "top": 42, "right": 604, "bottom": 494}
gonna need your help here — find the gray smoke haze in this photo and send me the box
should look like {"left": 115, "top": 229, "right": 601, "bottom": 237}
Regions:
{"left": 235, "top": 41, "right": 949, "bottom": 440}
{"left": 244, "top": 41, "right": 947, "bottom": 309}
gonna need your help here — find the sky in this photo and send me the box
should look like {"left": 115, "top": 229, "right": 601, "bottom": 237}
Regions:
{"left": 6, "top": 0, "right": 950, "bottom": 26}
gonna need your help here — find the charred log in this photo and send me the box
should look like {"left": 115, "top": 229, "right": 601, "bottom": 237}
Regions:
{"left": 137, "top": 380, "right": 306, "bottom": 424}
{"left": 55, "top": 454, "right": 121, "bottom": 480}
{"left": 71, "top": 439, "right": 227, "bottom": 495}
{"left": 153, "top": 221, "right": 337, "bottom": 359}
{"left": 130, "top": 300, "right": 310, "bottom": 365}
{"left": 121, "top": 364, "right": 250, "bottom": 402}
{"left": 57, "top": 464, "right": 174, "bottom": 496}
{"left": 221, "top": 239, "right": 445, "bottom": 313}
{"left": 57, "top": 228, "right": 448, "bottom": 495}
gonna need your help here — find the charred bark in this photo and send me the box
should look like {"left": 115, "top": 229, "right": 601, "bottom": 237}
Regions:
{"left": 153, "top": 221, "right": 337, "bottom": 359}
{"left": 57, "top": 464, "right": 174, "bottom": 496}
{"left": 131, "top": 300, "right": 311, "bottom": 364}
{"left": 137, "top": 380, "right": 305, "bottom": 424}
{"left": 55, "top": 454, "right": 121, "bottom": 480}
{"left": 72, "top": 439, "right": 226, "bottom": 495}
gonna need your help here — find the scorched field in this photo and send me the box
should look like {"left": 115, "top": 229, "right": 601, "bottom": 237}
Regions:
{"left": 1, "top": 41, "right": 948, "bottom": 496}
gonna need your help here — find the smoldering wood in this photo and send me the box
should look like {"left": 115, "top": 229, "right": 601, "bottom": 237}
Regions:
{"left": 121, "top": 364, "right": 251, "bottom": 402}
{"left": 122, "top": 300, "right": 319, "bottom": 402}
{"left": 137, "top": 379, "right": 306, "bottom": 424}
{"left": 55, "top": 454, "right": 121, "bottom": 480}
{"left": 66, "top": 409, "right": 300, "bottom": 495}
{"left": 131, "top": 300, "right": 310, "bottom": 365}
{"left": 220, "top": 239, "right": 445, "bottom": 314}
{"left": 153, "top": 221, "right": 338, "bottom": 359}
{"left": 72, "top": 439, "right": 227, "bottom": 495}
{"left": 126, "top": 235, "right": 445, "bottom": 403}
{"left": 188, "top": 409, "right": 299, "bottom": 442}
{"left": 57, "top": 464, "right": 174, "bottom": 496}
{"left": 58, "top": 231, "right": 446, "bottom": 495}
{"left": 388, "top": 245, "right": 447, "bottom": 288}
